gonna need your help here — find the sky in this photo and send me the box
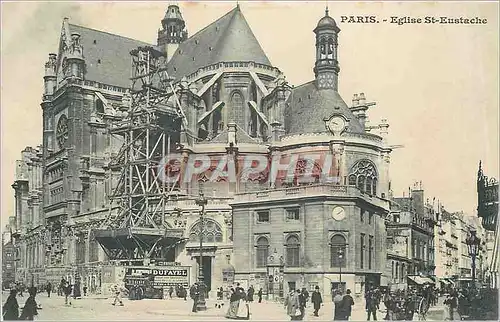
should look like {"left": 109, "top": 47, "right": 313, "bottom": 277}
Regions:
{"left": 1, "top": 1, "right": 498, "bottom": 228}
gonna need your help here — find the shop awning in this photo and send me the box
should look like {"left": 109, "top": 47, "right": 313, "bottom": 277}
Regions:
{"left": 407, "top": 276, "right": 434, "bottom": 285}
{"left": 440, "top": 279, "right": 451, "bottom": 285}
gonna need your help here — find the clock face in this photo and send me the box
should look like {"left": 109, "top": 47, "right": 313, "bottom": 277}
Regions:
{"left": 332, "top": 206, "right": 346, "bottom": 221}
{"left": 327, "top": 116, "right": 346, "bottom": 133}
{"left": 56, "top": 114, "right": 69, "bottom": 149}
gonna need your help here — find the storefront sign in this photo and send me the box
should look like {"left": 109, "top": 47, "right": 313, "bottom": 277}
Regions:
{"left": 124, "top": 266, "right": 189, "bottom": 288}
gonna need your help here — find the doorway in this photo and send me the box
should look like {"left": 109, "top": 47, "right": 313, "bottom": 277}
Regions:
{"left": 196, "top": 256, "right": 212, "bottom": 292}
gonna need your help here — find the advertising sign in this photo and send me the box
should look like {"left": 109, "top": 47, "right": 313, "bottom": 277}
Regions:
{"left": 124, "top": 266, "right": 189, "bottom": 289}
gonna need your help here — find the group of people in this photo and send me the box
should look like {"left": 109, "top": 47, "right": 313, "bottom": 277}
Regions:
{"left": 2, "top": 287, "right": 39, "bottom": 320}
{"left": 284, "top": 286, "right": 344, "bottom": 321}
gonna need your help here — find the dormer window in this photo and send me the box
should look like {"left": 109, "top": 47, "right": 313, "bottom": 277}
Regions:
{"left": 209, "top": 46, "right": 213, "bottom": 51}
{"left": 93, "top": 40, "right": 97, "bottom": 44}
{"left": 195, "top": 39, "right": 199, "bottom": 45}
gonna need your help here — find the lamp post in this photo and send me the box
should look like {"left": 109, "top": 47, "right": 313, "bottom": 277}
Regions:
{"left": 338, "top": 248, "right": 344, "bottom": 293}
{"left": 466, "top": 229, "right": 481, "bottom": 287}
{"left": 195, "top": 192, "right": 208, "bottom": 311}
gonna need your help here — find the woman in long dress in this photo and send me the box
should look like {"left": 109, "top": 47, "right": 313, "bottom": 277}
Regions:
{"left": 2, "top": 289, "right": 19, "bottom": 321}
{"left": 226, "top": 288, "right": 240, "bottom": 319}
{"left": 284, "top": 290, "right": 301, "bottom": 321}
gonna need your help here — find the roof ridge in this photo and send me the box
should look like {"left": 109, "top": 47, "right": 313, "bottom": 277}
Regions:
{"left": 68, "top": 23, "right": 152, "bottom": 45}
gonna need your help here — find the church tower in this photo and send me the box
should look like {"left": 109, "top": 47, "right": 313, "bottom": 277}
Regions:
{"left": 157, "top": 4, "right": 188, "bottom": 62}
{"left": 313, "top": 7, "right": 340, "bottom": 91}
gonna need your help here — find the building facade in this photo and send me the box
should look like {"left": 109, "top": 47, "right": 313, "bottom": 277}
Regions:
{"left": 230, "top": 10, "right": 393, "bottom": 301}
{"left": 12, "top": 4, "right": 338, "bottom": 294}
{"left": 385, "top": 185, "right": 437, "bottom": 290}
{"left": 11, "top": 146, "right": 44, "bottom": 285}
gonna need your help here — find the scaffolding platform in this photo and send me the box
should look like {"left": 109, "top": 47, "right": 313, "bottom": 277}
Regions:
{"left": 93, "top": 227, "right": 186, "bottom": 260}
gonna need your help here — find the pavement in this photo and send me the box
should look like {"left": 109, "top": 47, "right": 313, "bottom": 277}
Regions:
{"left": 4, "top": 292, "right": 447, "bottom": 321}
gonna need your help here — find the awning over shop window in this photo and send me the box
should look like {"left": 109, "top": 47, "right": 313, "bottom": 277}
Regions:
{"left": 407, "top": 276, "right": 428, "bottom": 285}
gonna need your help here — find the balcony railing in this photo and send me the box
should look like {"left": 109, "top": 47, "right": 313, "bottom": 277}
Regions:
{"left": 233, "top": 183, "right": 388, "bottom": 209}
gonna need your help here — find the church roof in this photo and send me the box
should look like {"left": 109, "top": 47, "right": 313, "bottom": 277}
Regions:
{"left": 68, "top": 24, "right": 153, "bottom": 88}
{"left": 284, "top": 81, "right": 364, "bottom": 135}
{"left": 166, "top": 6, "right": 271, "bottom": 79}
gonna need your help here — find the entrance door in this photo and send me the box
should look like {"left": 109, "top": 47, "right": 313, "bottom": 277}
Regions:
{"left": 196, "top": 256, "right": 212, "bottom": 292}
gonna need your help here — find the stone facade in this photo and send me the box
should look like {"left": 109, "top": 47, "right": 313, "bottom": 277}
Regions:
{"left": 386, "top": 186, "right": 437, "bottom": 290}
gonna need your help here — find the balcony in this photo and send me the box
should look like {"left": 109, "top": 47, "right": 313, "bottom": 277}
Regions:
{"left": 232, "top": 184, "right": 388, "bottom": 209}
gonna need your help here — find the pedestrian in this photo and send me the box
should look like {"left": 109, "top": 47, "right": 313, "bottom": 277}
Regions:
{"left": 169, "top": 286, "right": 174, "bottom": 299}
{"left": 111, "top": 284, "right": 124, "bottom": 306}
{"left": 366, "top": 289, "right": 378, "bottom": 321}
{"left": 19, "top": 288, "right": 38, "bottom": 320}
{"left": 59, "top": 278, "right": 65, "bottom": 296}
{"left": 83, "top": 285, "right": 88, "bottom": 296}
{"left": 190, "top": 283, "right": 200, "bottom": 313}
{"left": 64, "top": 282, "right": 72, "bottom": 306}
{"left": 216, "top": 287, "right": 224, "bottom": 308}
{"left": 311, "top": 285, "right": 323, "bottom": 317}
{"left": 284, "top": 289, "right": 301, "bottom": 321}
{"left": 301, "top": 288, "right": 309, "bottom": 308}
{"left": 257, "top": 288, "right": 263, "bottom": 303}
{"left": 2, "top": 289, "right": 19, "bottom": 321}
{"left": 297, "top": 289, "right": 307, "bottom": 320}
{"left": 444, "top": 290, "right": 459, "bottom": 320}
{"left": 333, "top": 290, "right": 344, "bottom": 320}
{"left": 46, "top": 282, "right": 52, "bottom": 298}
{"left": 247, "top": 285, "right": 255, "bottom": 302}
{"left": 341, "top": 289, "right": 355, "bottom": 320}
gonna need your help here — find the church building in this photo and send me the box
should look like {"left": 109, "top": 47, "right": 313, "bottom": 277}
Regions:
{"left": 12, "top": 4, "right": 393, "bottom": 299}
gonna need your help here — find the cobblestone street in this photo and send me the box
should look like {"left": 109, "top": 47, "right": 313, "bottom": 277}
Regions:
{"left": 9, "top": 292, "right": 447, "bottom": 321}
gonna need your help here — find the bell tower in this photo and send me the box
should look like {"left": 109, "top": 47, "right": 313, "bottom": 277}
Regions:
{"left": 313, "top": 7, "right": 340, "bottom": 91}
{"left": 157, "top": 4, "right": 188, "bottom": 62}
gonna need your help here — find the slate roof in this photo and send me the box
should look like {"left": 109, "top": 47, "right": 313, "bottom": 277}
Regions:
{"left": 166, "top": 6, "right": 271, "bottom": 79}
{"left": 68, "top": 24, "right": 153, "bottom": 88}
{"left": 284, "top": 81, "right": 364, "bottom": 135}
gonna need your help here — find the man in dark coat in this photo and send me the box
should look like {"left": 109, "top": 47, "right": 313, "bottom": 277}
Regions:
{"left": 311, "top": 286, "right": 323, "bottom": 317}
{"left": 46, "top": 282, "right": 52, "bottom": 298}
{"left": 19, "top": 288, "right": 38, "bottom": 320}
{"left": 365, "top": 289, "right": 378, "bottom": 321}
{"left": 341, "top": 289, "right": 355, "bottom": 320}
{"left": 190, "top": 283, "right": 200, "bottom": 313}
{"left": 247, "top": 285, "right": 255, "bottom": 302}
{"left": 257, "top": 288, "right": 263, "bottom": 303}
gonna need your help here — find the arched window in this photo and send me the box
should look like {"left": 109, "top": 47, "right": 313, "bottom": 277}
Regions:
{"left": 230, "top": 91, "right": 244, "bottom": 127}
{"left": 286, "top": 235, "right": 300, "bottom": 267}
{"left": 348, "top": 160, "right": 378, "bottom": 195}
{"left": 89, "top": 231, "right": 99, "bottom": 262}
{"left": 256, "top": 236, "right": 269, "bottom": 268}
{"left": 189, "top": 218, "right": 223, "bottom": 243}
{"left": 330, "top": 235, "right": 347, "bottom": 268}
{"left": 96, "top": 99, "right": 104, "bottom": 114}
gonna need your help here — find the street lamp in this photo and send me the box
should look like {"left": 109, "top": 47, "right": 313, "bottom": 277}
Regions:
{"left": 338, "top": 248, "right": 344, "bottom": 293}
{"left": 195, "top": 192, "right": 208, "bottom": 311}
{"left": 466, "top": 229, "right": 481, "bottom": 286}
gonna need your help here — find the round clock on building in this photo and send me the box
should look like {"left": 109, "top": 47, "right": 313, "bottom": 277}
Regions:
{"left": 331, "top": 206, "right": 346, "bottom": 221}
{"left": 327, "top": 116, "right": 346, "bottom": 134}
{"left": 56, "top": 114, "right": 69, "bottom": 149}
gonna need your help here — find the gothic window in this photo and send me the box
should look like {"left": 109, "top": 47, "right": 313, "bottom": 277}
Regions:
{"left": 330, "top": 235, "right": 347, "bottom": 268}
{"left": 189, "top": 218, "right": 223, "bottom": 243}
{"left": 75, "top": 233, "right": 86, "bottom": 264}
{"left": 348, "top": 160, "right": 378, "bottom": 195}
{"left": 286, "top": 235, "right": 300, "bottom": 267}
{"left": 89, "top": 231, "right": 99, "bottom": 262}
{"left": 230, "top": 91, "right": 244, "bottom": 128}
{"left": 256, "top": 236, "right": 269, "bottom": 268}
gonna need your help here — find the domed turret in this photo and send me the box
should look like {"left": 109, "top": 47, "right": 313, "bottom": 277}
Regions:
{"left": 313, "top": 7, "right": 341, "bottom": 90}
{"left": 157, "top": 4, "right": 188, "bottom": 62}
